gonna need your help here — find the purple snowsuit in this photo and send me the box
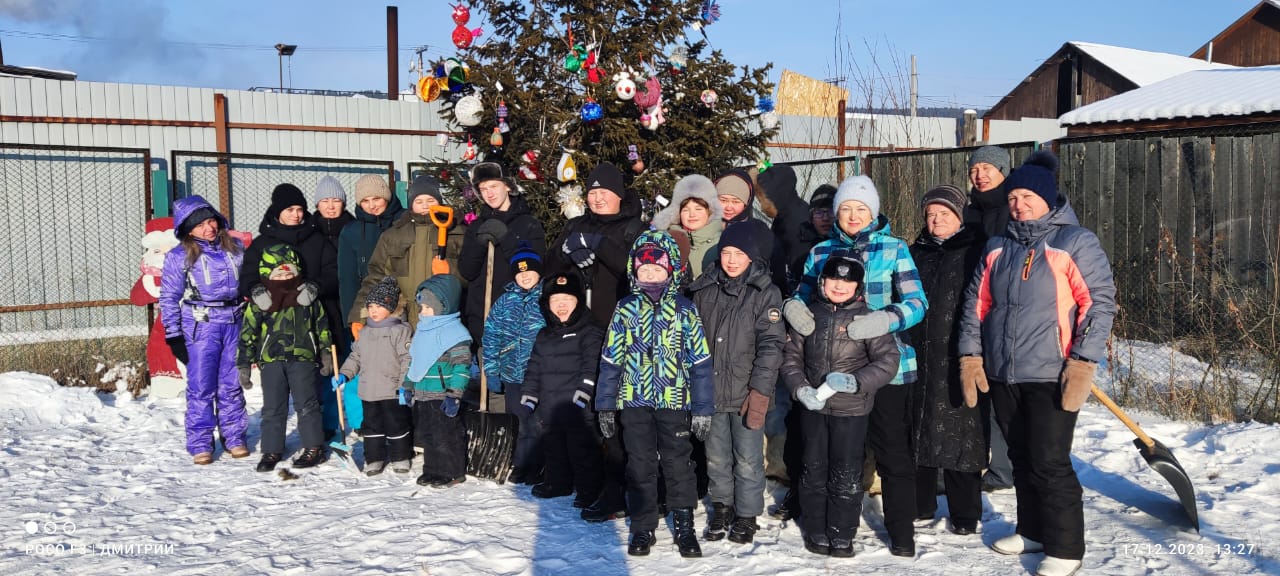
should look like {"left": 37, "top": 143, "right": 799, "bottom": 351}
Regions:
{"left": 160, "top": 196, "right": 249, "bottom": 455}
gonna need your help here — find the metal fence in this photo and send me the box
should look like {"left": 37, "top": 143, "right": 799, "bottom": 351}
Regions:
{"left": 170, "top": 151, "right": 395, "bottom": 232}
{"left": 0, "top": 143, "right": 151, "bottom": 383}
{"left": 773, "top": 154, "right": 863, "bottom": 202}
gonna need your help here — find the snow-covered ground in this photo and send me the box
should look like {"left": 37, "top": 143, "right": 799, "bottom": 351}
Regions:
{"left": 1, "top": 371, "right": 1276, "bottom": 575}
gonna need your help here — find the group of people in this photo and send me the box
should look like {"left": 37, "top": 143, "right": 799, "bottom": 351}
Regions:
{"left": 158, "top": 145, "right": 1114, "bottom": 575}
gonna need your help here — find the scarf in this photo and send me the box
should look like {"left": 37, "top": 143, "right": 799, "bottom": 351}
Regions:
{"left": 406, "top": 311, "right": 471, "bottom": 381}
{"left": 263, "top": 276, "right": 302, "bottom": 310}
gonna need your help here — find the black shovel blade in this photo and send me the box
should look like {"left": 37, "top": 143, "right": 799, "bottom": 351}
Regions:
{"left": 466, "top": 411, "right": 519, "bottom": 483}
{"left": 1134, "top": 437, "right": 1200, "bottom": 532}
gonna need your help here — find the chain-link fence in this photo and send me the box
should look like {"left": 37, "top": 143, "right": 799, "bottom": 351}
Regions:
{"left": 171, "top": 152, "right": 395, "bottom": 232}
{"left": 1057, "top": 122, "right": 1280, "bottom": 423}
{"left": 773, "top": 154, "right": 863, "bottom": 202}
{"left": 0, "top": 143, "right": 151, "bottom": 389}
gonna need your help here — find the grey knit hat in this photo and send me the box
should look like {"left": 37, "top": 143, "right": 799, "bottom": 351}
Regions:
{"left": 968, "top": 145, "right": 1011, "bottom": 176}
{"left": 313, "top": 176, "right": 347, "bottom": 205}
{"left": 366, "top": 276, "right": 401, "bottom": 312}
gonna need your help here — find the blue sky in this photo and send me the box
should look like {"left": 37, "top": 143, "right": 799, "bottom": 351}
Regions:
{"left": 0, "top": 0, "right": 1261, "bottom": 110}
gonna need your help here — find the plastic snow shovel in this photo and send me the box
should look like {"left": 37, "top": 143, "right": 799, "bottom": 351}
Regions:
{"left": 465, "top": 243, "right": 519, "bottom": 484}
{"left": 1091, "top": 384, "right": 1199, "bottom": 532}
{"left": 329, "top": 345, "right": 362, "bottom": 475}
{"left": 428, "top": 205, "right": 454, "bottom": 276}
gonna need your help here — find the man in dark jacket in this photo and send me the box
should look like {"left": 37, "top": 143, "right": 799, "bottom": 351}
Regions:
{"left": 339, "top": 174, "right": 405, "bottom": 332}
{"left": 755, "top": 164, "right": 810, "bottom": 291}
{"left": 689, "top": 223, "right": 785, "bottom": 544}
{"left": 457, "top": 162, "right": 547, "bottom": 343}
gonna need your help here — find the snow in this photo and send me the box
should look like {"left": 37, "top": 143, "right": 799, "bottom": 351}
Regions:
{"left": 1068, "top": 42, "right": 1234, "bottom": 88}
{"left": 1059, "top": 65, "right": 1280, "bottom": 126}
{"left": 2, "top": 370, "right": 1278, "bottom": 575}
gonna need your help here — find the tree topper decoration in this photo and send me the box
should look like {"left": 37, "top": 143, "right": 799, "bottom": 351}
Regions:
{"left": 451, "top": 4, "right": 482, "bottom": 49}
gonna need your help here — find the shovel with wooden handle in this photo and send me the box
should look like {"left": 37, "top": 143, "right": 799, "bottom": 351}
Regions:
{"left": 328, "top": 344, "right": 361, "bottom": 474}
{"left": 1091, "top": 384, "right": 1199, "bottom": 531}
{"left": 464, "top": 242, "right": 519, "bottom": 483}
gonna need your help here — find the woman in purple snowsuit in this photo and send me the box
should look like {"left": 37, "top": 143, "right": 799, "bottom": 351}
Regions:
{"left": 160, "top": 196, "right": 250, "bottom": 464}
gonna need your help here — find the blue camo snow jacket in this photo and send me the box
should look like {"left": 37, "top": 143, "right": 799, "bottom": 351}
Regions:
{"left": 794, "top": 214, "right": 928, "bottom": 385}
{"left": 481, "top": 281, "right": 545, "bottom": 387}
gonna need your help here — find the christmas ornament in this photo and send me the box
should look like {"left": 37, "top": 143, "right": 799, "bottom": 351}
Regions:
{"left": 462, "top": 137, "right": 477, "bottom": 161}
{"left": 454, "top": 94, "right": 483, "bottom": 126}
{"left": 497, "top": 100, "right": 510, "bottom": 133}
{"left": 564, "top": 43, "right": 587, "bottom": 73}
{"left": 758, "top": 96, "right": 779, "bottom": 130}
{"left": 416, "top": 75, "right": 441, "bottom": 102}
{"left": 518, "top": 150, "right": 542, "bottom": 181}
{"left": 640, "top": 99, "right": 666, "bottom": 131}
{"left": 452, "top": 25, "right": 482, "bottom": 49}
{"left": 436, "top": 134, "right": 449, "bottom": 147}
{"left": 556, "top": 185, "right": 586, "bottom": 219}
{"left": 700, "top": 89, "right": 718, "bottom": 108}
{"left": 451, "top": 3, "right": 470, "bottom": 26}
{"left": 463, "top": 212, "right": 478, "bottom": 226}
{"left": 580, "top": 99, "right": 603, "bottom": 124}
{"left": 628, "top": 144, "right": 644, "bottom": 173}
{"left": 701, "top": 0, "right": 722, "bottom": 25}
{"left": 668, "top": 46, "right": 688, "bottom": 74}
{"left": 613, "top": 71, "right": 636, "bottom": 101}
{"left": 556, "top": 152, "right": 577, "bottom": 182}
{"left": 633, "top": 75, "right": 662, "bottom": 110}
{"left": 490, "top": 127, "right": 504, "bottom": 148}
{"left": 582, "top": 48, "right": 605, "bottom": 83}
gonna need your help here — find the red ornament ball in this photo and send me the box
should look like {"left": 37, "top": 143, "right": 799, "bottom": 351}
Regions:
{"left": 452, "top": 25, "right": 473, "bottom": 49}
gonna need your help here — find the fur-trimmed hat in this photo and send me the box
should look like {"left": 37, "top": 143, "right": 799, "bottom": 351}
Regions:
{"left": 651, "top": 174, "right": 722, "bottom": 229}
{"left": 820, "top": 254, "right": 865, "bottom": 301}
{"left": 354, "top": 174, "right": 392, "bottom": 204}
{"left": 471, "top": 162, "right": 515, "bottom": 191}
{"left": 365, "top": 276, "right": 401, "bottom": 311}
{"left": 1005, "top": 150, "right": 1060, "bottom": 208}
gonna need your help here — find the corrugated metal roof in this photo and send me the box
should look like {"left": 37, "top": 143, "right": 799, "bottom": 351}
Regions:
{"left": 1059, "top": 65, "right": 1280, "bottom": 125}
{"left": 1070, "top": 41, "right": 1234, "bottom": 87}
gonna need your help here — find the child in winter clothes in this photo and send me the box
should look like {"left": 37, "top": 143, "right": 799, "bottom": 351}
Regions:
{"left": 596, "top": 230, "right": 714, "bottom": 558}
{"left": 520, "top": 272, "right": 605, "bottom": 504}
{"left": 688, "top": 224, "right": 786, "bottom": 544}
{"left": 781, "top": 255, "right": 900, "bottom": 558}
{"left": 238, "top": 244, "right": 334, "bottom": 472}
{"left": 481, "top": 242, "right": 546, "bottom": 484}
{"left": 406, "top": 274, "right": 472, "bottom": 488}
{"left": 333, "top": 276, "right": 413, "bottom": 476}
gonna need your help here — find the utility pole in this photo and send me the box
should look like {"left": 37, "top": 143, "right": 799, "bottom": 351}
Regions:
{"left": 910, "top": 54, "right": 918, "bottom": 118}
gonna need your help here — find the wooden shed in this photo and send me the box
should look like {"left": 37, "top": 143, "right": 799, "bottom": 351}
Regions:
{"left": 1191, "top": 0, "right": 1280, "bottom": 67}
{"left": 984, "top": 42, "right": 1231, "bottom": 122}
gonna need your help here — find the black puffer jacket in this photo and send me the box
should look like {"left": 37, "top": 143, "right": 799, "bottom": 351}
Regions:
{"left": 240, "top": 212, "right": 328, "bottom": 300}
{"left": 522, "top": 288, "right": 605, "bottom": 427}
{"left": 966, "top": 180, "right": 1009, "bottom": 241}
{"left": 757, "top": 165, "right": 810, "bottom": 291}
{"left": 781, "top": 296, "right": 900, "bottom": 417}
{"left": 689, "top": 261, "right": 785, "bottom": 412}
{"left": 908, "top": 226, "right": 987, "bottom": 472}
{"left": 457, "top": 195, "right": 546, "bottom": 341}
{"left": 312, "top": 210, "right": 354, "bottom": 354}
{"left": 546, "top": 191, "right": 648, "bottom": 329}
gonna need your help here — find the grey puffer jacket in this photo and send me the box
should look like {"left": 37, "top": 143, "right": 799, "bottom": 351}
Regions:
{"left": 781, "top": 297, "right": 900, "bottom": 417}
{"left": 338, "top": 315, "right": 412, "bottom": 401}
{"left": 958, "top": 197, "right": 1116, "bottom": 383}
{"left": 689, "top": 261, "right": 785, "bottom": 413}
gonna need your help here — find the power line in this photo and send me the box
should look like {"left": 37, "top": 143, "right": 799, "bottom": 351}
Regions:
{"left": 0, "top": 29, "right": 440, "bottom": 54}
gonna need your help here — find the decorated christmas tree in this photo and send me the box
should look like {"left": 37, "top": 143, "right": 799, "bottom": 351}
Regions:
{"left": 425, "top": 0, "right": 776, "bottom": 235}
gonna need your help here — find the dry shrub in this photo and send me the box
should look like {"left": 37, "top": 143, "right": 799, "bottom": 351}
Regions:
{"left": 0, "top": 336, "right": 148, "bottom": 396}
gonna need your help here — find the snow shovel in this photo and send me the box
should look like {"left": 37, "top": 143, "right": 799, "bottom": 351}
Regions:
{"left": 1091, "top": 384, "right": 1199, "bottom": 531}
{"left": 465, "top": 243, "right": 519, "bottom": 484}
{"left": 329, "top": 345, "right": 362, "bottom": 474}
{"left": 428, "top": 205, "right": 454, "bottom": 275}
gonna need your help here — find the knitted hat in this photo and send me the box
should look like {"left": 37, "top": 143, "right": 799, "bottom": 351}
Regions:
{"left": 1004, "top": 151, "right": 1060, "bottom": 208}
{"left": 365, "top": 276, "right": 401, "bottom": 311}
{"left": 408, "top": 175, "right": 444, "bottom": 206}
{"left": 509, "top": 241, "right": 543, "bottom": 276}
{"left": 269, "top": 183, "right": 308, "bottom": 221}
{"left": 920, "top": 184, "right": 968, "bottom": 220}
{"left": 354, "top": 174, "right": 392, "bottom": 204}
{"left": 821, "top": 254, "right": 864, "bottom": 285}
{"left": 585, "top": 162, "right": 627, "bottom": 201}
{"left": 313, "top": 176, "right": 347, "bottom": 205}
{"left": 833, "top": 175, "right": 880, "bottom": 220}
{"left": 633, "top": 242, "right": 673, "bottom": 274}
{"left": 416, "top": 274, "right": 462, "bottom": 315}
{"left": 809, "top": 184, "right": 836, "bottom": 212}
{"left": 714, "top": 169, "right": 754, "bottom": 206}
{"left": 968, "top": 145, "right": 1011, "bottom": 176}
{"left": 470, "top": 162, "right": 514, "bottom": 191}
{"left": 718, "top": 220, "right": 761, "bottom": 262}
{"left": 543, "top": 272, "right": 585, "bottom": 300}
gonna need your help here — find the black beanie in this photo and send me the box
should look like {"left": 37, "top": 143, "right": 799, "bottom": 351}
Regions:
{"left": 408, "top": 175, "right": 445, "bottom": 205}
{"left": 1004, "top": 151, "right": 1060, "bottom": 208}
{"left": 718, "top": 221, "right": 762, "bottom": 262}
{"left": 585, "top": 162, "right": 627, "bottom": 201}
{"left": 269, "top": 183, "right": 307, "bottom": 221}
{"left": 543, "top": 272, "right": 585, "bottom": 300}
{"left": 809, "top": 184, "right": 836, "bottom": 212}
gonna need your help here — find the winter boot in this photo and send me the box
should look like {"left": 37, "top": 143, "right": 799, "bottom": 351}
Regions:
{"left": 228, "top": 445, "right": 250, "bottom": 459}
{"left": 830, "top": 538, "right": 855, "bottom": 558}
{"left": 365, "top": 461, "right": 387, "bottom": 476}
{"left": 1036, "top": 556, "right": 1083, "bottom": 576}
{"left": 192, "top": 452, "right": 213, "bottom": 465}
{"left": 390, "top": 460, "right": 412, "bottom": 474}
{"left": 292, "top": 447, "right": 328, "bottom": 469}
{"left": 531, "top": 483, "right": 573, "bottom": 499}
{"left": 890, "top": 541, "right": 916, "bottom": 557}
{"left": 255, "top": 453, "right": 282, "bottom": 472}
{"left": 627, "top": 530, "right": 656, "bottom": 556}
{"left": 992, "top": 534, "right": 1045, "bottom": 555}
{"left": 703, "top": 502, "right": 732, "bottom": 541}
{"left": 949, "top": 520, "right": 978, "bottom": 536}
{"left": 803, "top": 534, "right": 831, "bottom": 556}
{"left": 508, "top": 466, "right": 529, "bottom": 485}
{"left": 770, "top": 487, "right": 801, "bottom": 520}
{"left": 727, "top": 516, "right": 758, "bottom": 544}
{"left": 429, "top": 475, "right": 466, "bottom": 489}
{"left": 571, "top": 490, "right": 599, "bottom": 509}
{"left": 671, "top": 507, "right": 702, "bottom": 558}
{"left": 581, "top": 493, "right": 627, "bottom": 522}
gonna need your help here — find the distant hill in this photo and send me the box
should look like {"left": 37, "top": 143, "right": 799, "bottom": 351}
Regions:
{"left": 848, "top": 106, "right": 985, "bottom": 119}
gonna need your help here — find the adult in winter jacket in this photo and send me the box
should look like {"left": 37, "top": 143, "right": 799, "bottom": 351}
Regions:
{"left": 781, "top": 255, "right": 900, "bottom": 557}
{"left": 784, "top": 174, "right": 928, "bottom": 557}
{"left": 907, "top": 185, "right": 988, "bottom": 536}
{"left": 546, "top": 162, "right": 648, "bottom": 522}
{"left": 596, "top": 229, "right": 714, "bottom": 558}
{"left": 482, "top": 244, "right": 547, "bottom": 484}
{"left": 520, "top": 272, "right": 605, "bottom": 505}
{"left": 310, "top": 176, "right": 355, "bottom": 357}
{"left": 755, "top": 164, "right": 810, "bottom": 291}
{"left": 160, "top": 196, "right": 249, "bottom": 465}
{"left": 958, "top": 151, "right": 1115, "bottom": 576}
{"left": 650, "top": 174, "right": 722, "bottom": 282}
{"left": 239, "top": 184, "right": 327, "bottom": 306}
{"left": 714, "top": 168, "right": 774, "bottom": 267}
{"left": 459, "top": 162, "right": 547, "bottom": 342}
{"left": 688, "top": 223, "right": 785, "bottom": 544}
{"left": 338, "top": 174, "right": 405, "bottom": 331}
{"left": 354, "top": 175, "right": 464, "bottom": 331}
